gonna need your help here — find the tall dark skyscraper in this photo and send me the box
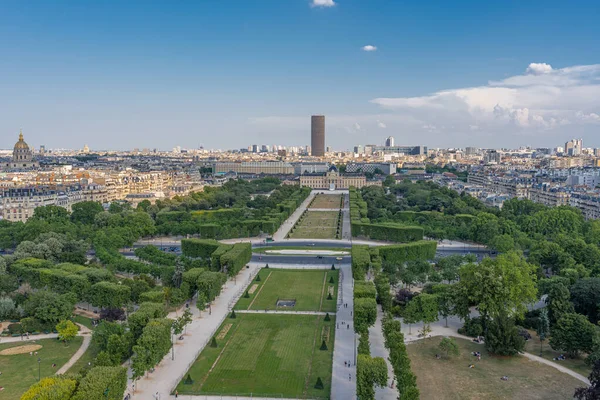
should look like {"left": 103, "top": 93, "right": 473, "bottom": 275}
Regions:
{"left": 311, "top": 115, "right": 325, "bottom": 157}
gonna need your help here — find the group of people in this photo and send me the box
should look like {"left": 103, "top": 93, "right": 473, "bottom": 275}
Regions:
{"left": 553, "top": 354, "right": 566, "bottom": 361}
{"left": 472, "top": 351, "right": 482, "bottom": 361}
{"left": 472, "top": 336, "right": 484, "bottom": 343}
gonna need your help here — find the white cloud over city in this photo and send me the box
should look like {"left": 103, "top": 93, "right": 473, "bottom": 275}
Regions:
{"left": 362, "top": 45, "right": 377, "bottom": 52}
{"left": 311, "top": 0, "right": 336, "bottom": 8}
{"left": 249, "top": 63, "right": 600, "bottom": 148}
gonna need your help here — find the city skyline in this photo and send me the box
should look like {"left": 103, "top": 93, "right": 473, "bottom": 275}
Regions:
{"left": 1, "top": 1, "right": 599, "bottom": 150}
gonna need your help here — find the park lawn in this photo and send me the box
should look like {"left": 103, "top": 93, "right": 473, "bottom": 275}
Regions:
{"left": 0, "top": 336, "right": 83, "bottom": 399}
{"left": 67, "top": 341, "right": 99, "bottom": 375}
{"left": 71, "top": 314, "right": 95, "bottom": 330}
{"left": 407, "top": 336, "right": 584, "bottom": 400}
{"left": 233, "top": 270, "right": 268, "bottom": 311}
{"left": 309, "top": 194, "right": 342, "bottom": 209}
{"left": 288, "top": 211, "right": 340, "bottom": 240}
{"left": 239, "top": 269, "right": 338, "bottom": 312}
{"left": 176, "top": 313, "right": 335, "bottom": 398}
{"left": 524, "top": 329, "right": 591, "bottom": 377}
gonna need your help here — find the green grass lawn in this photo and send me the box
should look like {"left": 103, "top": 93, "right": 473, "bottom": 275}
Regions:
{"left": 309, "top": 194, "right": 342, "bottom": 209}
{"left": 234, "top": 269, "right": 339, "bottom": 312}
{"left": 177, "top": 313, "right": 335, "bottom": 398}
{"left": 407, "top": 336, "right": 584, "bottom": 400}
{"left": 71, "top": 314, "right": 95, "bottom": 330}
{"left": 288, "top": 211, "right": 340, "bottom": 240}
{"left": 524, "top": 329, "right": 591, "bottom": 377}
{"left": 252, "top": 246, "right": 349, "bottom": 254}
{"left": 0, "top": 336, "right": 84, "bottom": 399}
{"left": 67, "top": 341, "right": 99, "bottom": 375}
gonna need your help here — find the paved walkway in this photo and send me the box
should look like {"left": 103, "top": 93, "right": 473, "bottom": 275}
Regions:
{"left": 368, "top": 307, "right": 399, "bottom": 400}
{"left": 235, "top": 310, "right": 333, "bottom": 316}
{"left": 128, "top": 263, "right": 261, "bottom": 399}
{"left": 57, "top": 326, "right": 92, "bottom": 374}
{"left": 272, "top": 191, "right": 317, "bottom": 241}
{"left": 331, "top": 263, "right": 357, "bottom": 400}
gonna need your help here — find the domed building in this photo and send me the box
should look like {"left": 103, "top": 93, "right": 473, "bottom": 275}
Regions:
{"left": 5, "top": 130, "right": 38, "bottom": 170}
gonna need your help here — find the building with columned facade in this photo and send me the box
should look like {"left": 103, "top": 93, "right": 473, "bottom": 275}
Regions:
{"left": 5, "top": 130, "right": 38, "bottom": 170}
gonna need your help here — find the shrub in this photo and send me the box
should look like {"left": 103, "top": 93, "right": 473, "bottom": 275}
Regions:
{"left": 327, "top": 293, "right": 332, "bottom": 300}
{"left": 458, "top": 317, "right": 483, "bottom": 338}
{"left": 329, "top": 276, "right": 334, "bottom": 284}
{"left": 244, "top": 291, "right": 250, "bottom": 298}
{"left": 314, "top": 377, "right": 324, "bottom": 389}
{"left": 256, "top": 274, "right": 261, "bottom": 282}
{"left": 8, "top": 323, "right": 22, "bottom": 334}
{"left": 324, "top": 313, "right": 331, "bottom": 321}
{"left": 320, "top": 340, "right": 328, "bottom": 351}
{"left": 211, "top": 337, "right": 218, "bottom": 347}
{"left": 184, "top": 374, "right": 194, "bottom": 385}
{"left": 230, "top": 310, "right": 236, "bottom": 319}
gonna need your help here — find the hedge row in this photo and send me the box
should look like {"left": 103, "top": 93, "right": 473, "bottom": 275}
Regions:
{"left": 354, "top": 297, "right": 377, "bottom": 334}
{"left": 219, "top": 242, "right": 252, "bottom": 276}
{"left": 181, "top": 239, "right": 221, "bottom": 259}
{"left": 351, "top": 245, "right": 371, "bottom": 280}
{"left": 72, "top": 366, "right": 127, "bottom": 400}
{"left": 382, "top": 315, "right": 420, "bottom": 399}
{"left": 374, "top": 274, "right": 393, "bottom": 312}
{"left": 378, "top": 240, "right": 437, "bottom": 264}
{"left": 351, "top": 223, "right": 424, "bottom": 243}
{"left": 354, "top": 281, "right": 377, "bottom": 299}
{"left": 210, "top": 244, "right": 234, "bottom": 271}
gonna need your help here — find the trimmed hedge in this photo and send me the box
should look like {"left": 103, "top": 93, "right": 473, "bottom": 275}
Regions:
{"left": 210, "top": 244, "right": 234, "bottom": 271}
{"left": 351, "top": 223, "right": 424, "bottom": 243}
{"left": 354, "top": 297, "right": 377, "bottom": 334}
{"left": 72, "top": 366, "right": 127, "bottom": 400}
{"left": 354, "top": 281, "right": 377, "bottom": 299}
{"left": 181, "top": 239, "right": 221, "bottom": 258}
{"left": 378, "top": 240, "right": 437, "bottom": 264}
{"left": 219, "top": 242, "right": 252, "bottom": 276}
{"left": 351, "top": 245, "right": 371, "bottom": 280}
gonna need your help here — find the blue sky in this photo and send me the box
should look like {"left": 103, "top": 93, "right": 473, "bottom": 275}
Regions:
{"left": 1, "top": 0, "right": 599, "bottom": 150}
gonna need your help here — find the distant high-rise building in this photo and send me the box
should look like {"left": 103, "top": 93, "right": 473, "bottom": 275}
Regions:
{"left": 39, "top": 145, "right": 46, "bottom": 155}
{"left": 311, "top": 115, "right": 325, "bottom": 157}
{"left": 565, "top": 138, "right": 583, "bottom": 156}
{"left": 353, "top": 145, "right": 364, "bottom": 154}
{"left": 484, "top": 150, "right": 502, "bottom": 164}
{"left": 364, "top": 145, "right": 375, "bottom": 155}
{"left": 465, "top": 147, "right": 478, "bottom": 156}
{"left": 252, "top": 144, "right": 258, "bottom": 153}
{"left": 385, "top": 136, "right": 395, "bottom": 147}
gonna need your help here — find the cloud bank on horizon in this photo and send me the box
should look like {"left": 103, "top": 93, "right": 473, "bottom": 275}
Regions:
{"left": 251, "top": 62, "right": 600, "bottom": 148}
{"left": 371, "top": 62, "right": 600, "bottom": 132}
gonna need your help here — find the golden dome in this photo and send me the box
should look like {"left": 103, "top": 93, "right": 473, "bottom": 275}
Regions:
{"left": 14, "top": 130, "right": 30, "bottom": 150}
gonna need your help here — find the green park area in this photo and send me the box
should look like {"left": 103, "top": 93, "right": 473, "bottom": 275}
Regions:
{"left": 234, "top": 269, "right": 339, "bottom": 312}
{"left": 309, "top": 194, "right": 342, "bottom": 209}
{"left": 288, "top": 211, "right": 340, "bottom": 239}
{"left": 407, "top": 337, "right": 583, "bottom": 400}
{"left": 177, "top": 313, "right": 334, "bottom": 398}
{"left": 0, "top": 336, "right": 84, "bottom": 399}
{"left": 252, "top": 246, "right": 349, "bottom": 254}
{"left": 523, "top": 329, "right": 591, "bottom": 377}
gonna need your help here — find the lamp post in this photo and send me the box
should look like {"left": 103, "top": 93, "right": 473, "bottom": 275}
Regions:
{"left": 37, "top": 357, "right": 41, "bottom": 381}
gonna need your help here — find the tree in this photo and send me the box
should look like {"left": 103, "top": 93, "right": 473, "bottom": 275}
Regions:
{"left": 550, "top": 313, "right": 598, "bottom": 358}
{"left": 409, "top": 293, "right": 439, "bottom": 333}
{"left": 56, "top": 320, "right": 78, "bottom": 345}
{"left": 131, "top": 319, "right": 172, "bottom": 379}
{"left": 546, "top": 282, "right": 575, "bottom": 326}
{"left": 24, "top": 290, "right": 75, "bottom": 326}
{"left": 403, "top": 299, "right": 419, "bottom": 335}
{"left": 71, "top": 201, "right": 105, "bottom": 225}
{"left": 485, "top": 313, "right": 525, "bottom": 356}
{"left": 357, "top": 354, "right": 388, "bottom": 400}
{"left": 571, "top": 278, "right": 600, "bottom": 324}
{"left": 439, "top": 337, "right": 460, "bottom": 358}
{"left": 0, "top": 296, "right": 15, "bottom": 320}
{"left": 536, "top": 308, "right": 550, "bottom": 356}
{"left": 574, "top": 360, "right": 600, "bottom": 400}
{"left": 459, "top": 252, "right": 537, "bottom": 322}
{"left": 20, "top": 377, "right": 77, "bottom": 400}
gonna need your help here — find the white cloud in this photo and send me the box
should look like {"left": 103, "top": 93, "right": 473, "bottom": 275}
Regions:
{"left": 362, "top": 45, "right": 377, "bottom": 52}
{"left": 311, "top": 0, "right": 336, "bottom": 7}
{"left": 370, "top": 62, "right": 600, "bottom": 143}
{"left": 354, "top": 122, "right": 361, "bottom": 130}
{"left": 526, "top": 63, "right": 553, "bottom": 75}
{"left": 377, "top": 120, "right": 386, "bottom": 128}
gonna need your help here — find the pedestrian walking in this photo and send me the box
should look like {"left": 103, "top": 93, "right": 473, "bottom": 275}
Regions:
{"left": 337, "top": 323, "right": 339, "bottom": 329}
{"left": 349, "top": 374, "right": 351, "bottom": 381}
{"left": 347, "top": 324, "right": 349, "bottom": 330}
{"left": 344, "top": 361, "right": 347, "bottom": 367}
{"left": 175, "top": 389, "right": 178, "bottom": 398}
